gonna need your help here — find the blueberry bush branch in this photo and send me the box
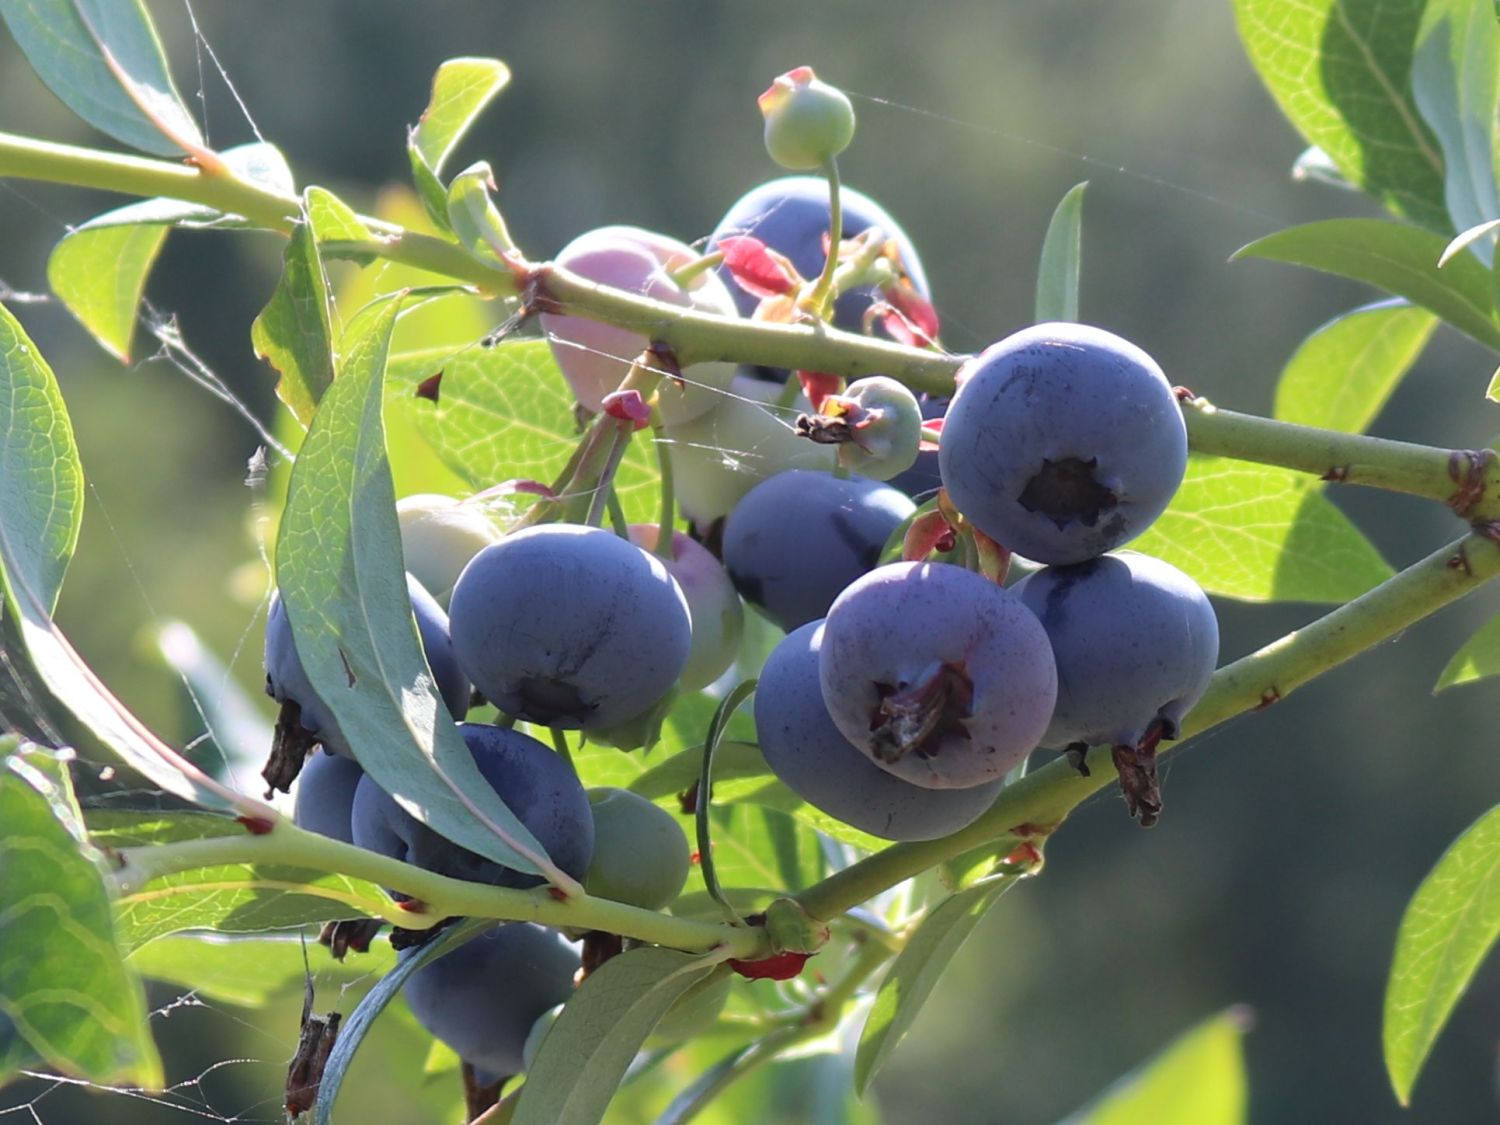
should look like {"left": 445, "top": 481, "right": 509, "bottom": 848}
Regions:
{"left": 109, "top": 818, "right": 768, "bottom": 959}
{"left": 1, "top": 124, "right": 1497, "bottom": 521}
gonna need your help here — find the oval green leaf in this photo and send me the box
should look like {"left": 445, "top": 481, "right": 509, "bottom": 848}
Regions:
{"left": 312, "top": 917, "right": 490, "bottom": 1125}
{"left": 0, "top": 303, "right": 236, "bottom": 807}
{"left": 512, "top": 946, "right": 721, "bottom": 1125}
{"left": 275, "top": 297, "right": 561, "bottom": 884}
{"left": 854, "top": 873, "right": 1021, "bottom": 1095}
{"left": 1383, "top": 803, "right": 1500, "bottom": 1105}
{"left": 1232, "top": 0, "right": 1448, "bottom": 230}
{"left": 386, "top": 341, "right": 663, "bottom": 523}
{"left": 408, "top": 57, "right": 511, "bottom": 230}
{"left": 1035, "top": 181, "right": 1087, "bottom": 323}
{"left": 0, "top": 0, "right": 201, "bottom": 156}
{"left": 1273, "top": 300, "right": 1436, "bottom": 434}
{"left": 128, "top": 933, "right": 396, "bottom": 1009}
{"left": 1235, "top": 219, "right": 1500, "bottom": 353}
{"left": 1062, "top": 1007, "right": 1250, "bottom": 1124}
{"left": 1435, "top": 612, "right": 1500, "bottom": 691}
{"left": 1130, "top": 454, "right": 1393, "bottom": 602}
{"left": 0, "top": 746, "right": 162, "bottom": 1089}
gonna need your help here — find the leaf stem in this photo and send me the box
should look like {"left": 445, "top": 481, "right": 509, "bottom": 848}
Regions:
{"left": 803, "top": 157, "right": 843, "bottom": 317}
{"left": 110, "top": 819, "right": 768, "bottom": 958}
{"left": 794, "top": 526, "right": 1500, "bottom": 922}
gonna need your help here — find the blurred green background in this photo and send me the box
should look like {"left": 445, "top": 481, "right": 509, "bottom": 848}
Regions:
{"left": 1, "top": 1, "right": 1498, "bottom": 1122}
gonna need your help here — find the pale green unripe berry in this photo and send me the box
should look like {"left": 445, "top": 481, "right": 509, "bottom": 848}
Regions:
{"left": 830, "top": 376, "right": 922, "bottom": 481}
{"left": 395, "top": 494, "right": 501, "bottom": 609}
{"left": 583, "top": 788, "right": 691, "bottom": 911}
{"left": 758, "top": 66, "right": 855, "bottom": 171}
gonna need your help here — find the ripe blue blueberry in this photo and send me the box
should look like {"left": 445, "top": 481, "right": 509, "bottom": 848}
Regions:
{"left": 722, "top": 470, "right": 914, "bottom": 632}
{"left": 291, "top": 749, "right": 363, "bottom": 845}
{"left": 403, "top": 923, "right": 579, "bottom": 1086}
{"left": 756, "top": 621, "right": 1003, "bottom": 840}
{"left": 448, "top": 524, "right": 692, "bottom": 730}
{"left": 707, "top": 176, "right": 930, "bottom": 385}
{"left": 264, "top": 572, "right": 471, "bottom": 761}
{"left": 1012, "top": 551, "right": 1219, "bottom": 748}
{"left": 819, "top": 561, "right": 1057, "bottom": 789}
{"left": 350, "top": 722, "right": 594, "bottom": 889}
{"left": 583, "top": 788, "right": 691, "bottom": 910}
{"left": 938, "top": 322, "right": 1188, "bottom": 565}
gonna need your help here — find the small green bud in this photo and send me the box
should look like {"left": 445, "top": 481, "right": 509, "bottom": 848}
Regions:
{"left": 758, "top": 66, "right": 855, "bottom": 171}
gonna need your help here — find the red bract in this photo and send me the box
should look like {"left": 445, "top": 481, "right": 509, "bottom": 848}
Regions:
{"left": 718, "top": 235, "right": 803, "bottom": 298}
{"left": 728, "top": 950, "right": 814, "bottom": 981}
{"left": 878, "top": 281, "right": 941, "bottom": 348}
{"left": 797, "top": 370, "right": 843, "bottom": 411}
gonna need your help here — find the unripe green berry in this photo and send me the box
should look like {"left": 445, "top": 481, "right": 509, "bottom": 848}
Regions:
{"left": 396, "top": 494, "right": 501, "bottom": 609}
{"left": 583, "top": 788, "right": 691, "bottom": 910}
{"left": 827, "top": 376, "right": 922, "bottom": 481}
{"left": 758, "top": 66, "right": 855, "bottom": 171}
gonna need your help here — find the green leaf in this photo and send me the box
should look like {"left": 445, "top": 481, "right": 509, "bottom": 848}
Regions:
{"left": 387, "top": 341, "right": 662, "bottom": 523}
{"left": 84, "top": 808, "right": 243, "bottom": 848}
{"left": 1489, "top": 366, "right": 1500, "bottom": 401}
{"left": 1236, "top": 220, "right": 1500, "bottom": 352}
{"left": 513, "top": 947, "right": 721, "bottom": 1125}
{"left": 854, "top": 874, "right": 1021, "bottom": 1094}
{"left": 1063, "top": 1008, "right": 1250, "bottom": 1124}
{"left": 1130, "top": 455, "right": 1393, "bottom": 602}
{"left": 447, "top": 161, "right": 518, "bottom": 263}
{"left": 313, "top": 917, "right": 490, "bottom": 1125}
{"left": 1412, "top": 0, "right": 1500, "bottom": 260}
{"left": 251, "top": 192, "right": 339, "bottom": 427}
{"left": 1383, "top": 803, "right": 1500, "bottom": 1104}
{"left": 1232, "top": 0, "right": 1448, "bottom": 230}
{"left": 275, "top": 298, "right": 559, "bottom": 883}
{"left": 0, "top": 746, "right": 162, "bottom": 1088}
{"left": 127, "top": 933, "right": 396, "bottom": 1008}
{"left": 113, "top": 858, "right": 396, "bottom": 952}
{"left": 1273, "top": 299, "right": 1437, "bottom": 433}
{"left": 412, "top": 58, "right": 511, "bottom": 173}
{"left": 1435, "top": 612, "right": 1500, "bottom": 690}
{"left": 149, "top": 619, "right": 273, "bottom": 787}
{"left": 0, "top": 303, "right": 230, "bottom": 806}
{"left": 0, "top": 0, "right": 201, "bottom": 157}
{"left": 408, "top": 58, "right": 511, "bottom": 230}
{"left": 705, "top": 804, "right": 826, "bottom": 896}
{"left": 1035, "top": 182, "right": 1087, "bottom": 323}
{"left": 43, "top": 142, "right": 295, "bottom": 362}
{"left": 46, "top": 223, "right": 166, "bottom": 363}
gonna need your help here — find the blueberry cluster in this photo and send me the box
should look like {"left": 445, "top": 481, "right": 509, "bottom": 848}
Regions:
{"left": 267, "top": 163, "right": 1221, "bottom": 1089}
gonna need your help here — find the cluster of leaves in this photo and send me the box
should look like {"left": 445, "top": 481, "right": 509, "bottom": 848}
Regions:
{"left": 0, "top": 0, "right": 1497, "bottom": 1121}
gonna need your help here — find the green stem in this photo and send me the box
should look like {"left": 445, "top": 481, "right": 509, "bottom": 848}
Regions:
{"left": 537, "top": 261, "right": 961, "bottom": 395}
{"left": 653, "top": 422, "right": 677, "bottom": 560}
{"left": 804, "top": 157, "right": 843, "bottom": 317}
{"left": 698, "top": 680, "right": 760, "bottom": 927}
{"left": 111, "top": 820, "right": 767, "bottom": 958}
{"left": 549, "top": 727, "right": 573, "bottom": 769}
{"left": 1183, "top": 396, "right": 1500, "bottom": 516}
{"left": 0, "top": 129, "right": 516, "bottom": 294}
{"left": 794, "top": 526, "right": 1500, "bottom": 922}
{"left": 583, "top": 421, "right": 633, "bottom": 528}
